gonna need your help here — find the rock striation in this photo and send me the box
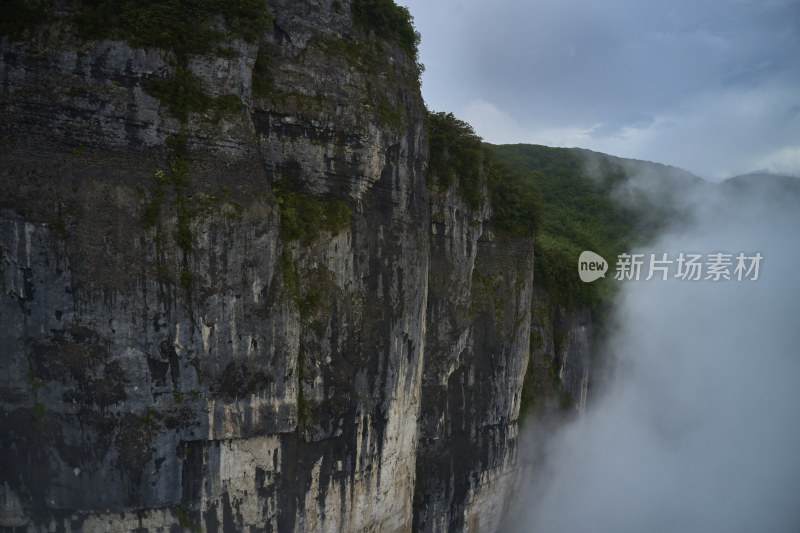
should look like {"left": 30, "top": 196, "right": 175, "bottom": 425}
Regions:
{"left": 0, "top": 1, "right": 591, "bottom": 531}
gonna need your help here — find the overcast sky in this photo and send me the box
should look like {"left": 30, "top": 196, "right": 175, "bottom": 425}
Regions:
{"left": 401, "top": 0, "right": 800, "bottom": 180}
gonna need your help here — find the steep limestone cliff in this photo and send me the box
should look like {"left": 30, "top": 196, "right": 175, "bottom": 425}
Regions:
{"left": 527, "top": 287, "right": 592, "bottom": 416}
{"left": 0, "top": 1, "right": 591, "bottom": 531}
{"left": 413, "top": 183, "right": 533, "bottom": 532}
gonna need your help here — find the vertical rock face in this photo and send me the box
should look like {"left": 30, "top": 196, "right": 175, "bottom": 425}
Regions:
{"left": 528, "top": 286, "right": 592, "bottom": 415}
{"left": 1, "top": 1, "right": 428, "bottom": 530}
{"left": 413, "top": 185, "right": 534, "bottom": 532}
{"left": 0, "top": 2, "right": 590, "bottom": 531}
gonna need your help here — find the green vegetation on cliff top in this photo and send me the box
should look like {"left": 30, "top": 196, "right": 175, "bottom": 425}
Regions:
{"left": 71, "top": 0, "right": 269, "bottom": 122}
{"left": 70, "top": 0, "right": 270, "bottom": 56}
{"left": 428, "top": 112, "right": 648, "bottom": 308}
{"left": 1, "top": 1, "right": 271, "bottom": 122}
{"left": 427, "top": 112, "right": 483, "bottom": 209}
{"left": 2, "top": 0, "right": 271, "bottom": 51}
{"left": 427, "top": 111, "right": 541, "bottom": 237}
{"left": 490, "top": 143, "right": 639, "bottom": 308}
{"left": 352, "top": 0, "right": 421, "bottom": 63}
{"left": 0, "top": 0, "right": 52, "bottom": 41}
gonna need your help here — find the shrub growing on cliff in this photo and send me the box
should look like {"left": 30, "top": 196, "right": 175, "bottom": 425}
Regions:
{"left": 142, "top": 68, "right": 243, "bottom": 122}
{"left": 272, "top": 180, "right": 352, "bottom": 243}
{"left": 70, "top": 0, "right": 271, "bottom": 56}
{"left": 0, "top": 0, "right": 52, "bottom": 41}
{"left": 427, "top": 111, "right": 483, "bottom": 209}
{"left": 141, "top": 67, "right": 212, "bottom": 122}
{"left": 352, "top": 0, "right": 421, "bottom": 61}
{"left": 70, "top": 0, "right": 263, "bottom": 122}
{"left": 428, "top": 111, "right": 542, "bottom": 232}
{"left": 484, "top": 151, "right": 541, "bottom": 237}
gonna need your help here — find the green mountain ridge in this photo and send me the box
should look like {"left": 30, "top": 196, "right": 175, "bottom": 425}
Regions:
{"left": 455, "top": 139, "right": 709, "bottom": 307}
{"left": 483, "top": 142, "right": 798, "bottom": 308}
{"left": 466, "top": 141, "right": 793, "bottom": 308}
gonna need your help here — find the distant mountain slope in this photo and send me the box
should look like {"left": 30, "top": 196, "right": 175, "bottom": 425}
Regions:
{"left": 721, "top": 172, "right": 800, "bottom": 201}
{"left": 486, "top": 143, "right": 708, "bottom": 307}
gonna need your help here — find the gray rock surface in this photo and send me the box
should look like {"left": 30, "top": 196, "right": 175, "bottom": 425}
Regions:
{"left": 0, "top": 2, "right": 592, "bottom": 531}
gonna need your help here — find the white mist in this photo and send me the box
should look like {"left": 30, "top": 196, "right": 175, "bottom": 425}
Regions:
{"left": 512, "top": 177, "right": 800, "bottom": 532}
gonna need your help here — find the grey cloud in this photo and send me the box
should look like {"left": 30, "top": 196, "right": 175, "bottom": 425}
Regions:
{"left": 402, "top": 0, "right": 800, "bottom": 177}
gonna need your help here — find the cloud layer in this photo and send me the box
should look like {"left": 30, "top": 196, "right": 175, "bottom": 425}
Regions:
{"left": 403, "top": 0, "right": 800, "bottom": 179}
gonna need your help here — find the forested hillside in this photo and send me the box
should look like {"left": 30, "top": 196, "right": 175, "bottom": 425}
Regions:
{"left": 488, "top": 143, "right": 704, "bottom": 307}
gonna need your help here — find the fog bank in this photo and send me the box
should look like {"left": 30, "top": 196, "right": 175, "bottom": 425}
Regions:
{"left": 511, "top": 175, "right": 800, "bottom": 532}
